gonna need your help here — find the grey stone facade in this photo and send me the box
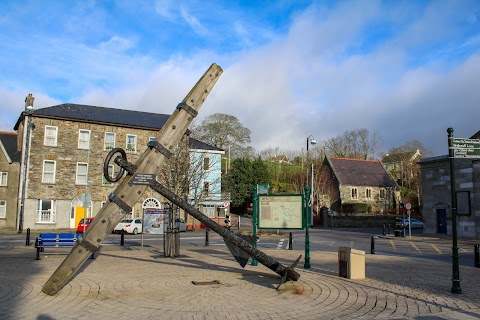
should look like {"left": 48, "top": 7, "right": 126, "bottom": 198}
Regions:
{"left": 9, "top": 104, "right": 226, "bottom": 232}
{"left": 18, "top": 115, "right": 158, "bottom": 230}
{"left": 0, "top": 133, "right": 20, "bottom": 230}
{"left": 419, "top": 156, "right": 480, "bottom": 239}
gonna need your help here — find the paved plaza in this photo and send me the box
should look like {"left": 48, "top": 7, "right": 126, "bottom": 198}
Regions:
{"left": 0, "top": 235, "right": 479, "bottom": 320}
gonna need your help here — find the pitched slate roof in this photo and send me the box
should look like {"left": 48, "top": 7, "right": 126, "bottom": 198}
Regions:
{"left": 0, "top": 132, "right": 21, "bottom": 163}
{"left": 326, "top": 156, "right": 397, "bottom": 188}
{"left": 471, "top": 130, "right": 480, "bottom": 139}
{"left": 189, "top": 138, "right": 224, "bottom": 152}
{"left": 14, "top": 104, "right": 170, "bottom": 130}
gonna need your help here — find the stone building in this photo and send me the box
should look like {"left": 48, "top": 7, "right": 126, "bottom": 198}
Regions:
{"left": 10, "top": 102, "right": 227, "bottom": 232}
{"left": 318, "top": 156, "right": 399, "bottom": 214}
{"left": 0, "top": 132, "right": 21, "bottom": 229}
{"left": 419, "top": 156, "right": 480, "bottom": 239}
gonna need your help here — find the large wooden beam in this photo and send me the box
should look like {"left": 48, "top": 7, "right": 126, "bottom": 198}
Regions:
{"left": 42, "top": 64, "right": 223, "bottom": 296}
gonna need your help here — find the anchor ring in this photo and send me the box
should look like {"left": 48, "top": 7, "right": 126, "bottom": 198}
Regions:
{"left": 103, "top": 148, "right": 127, "bottom": 183}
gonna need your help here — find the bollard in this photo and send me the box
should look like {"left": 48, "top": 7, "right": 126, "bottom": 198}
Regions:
{"left": 288, "top": 232, "right": 293, "bottom": 250}
{"left": 120, "top": 230, "right": 125, "bottom": 246}
{"left": 371, "top": 236, "right": 375, "bottom": 254}
{"left": 25, "top": 228, "right": 31, "bottom": 246}
{"left": 475, "top": 244, "right": 479, "bottom": 268}
{"left": 388, "top": 224, "right": 391, "bottom": 235}
{"left": 382, "top": 225, "right": 385, "bottom": 236}
{"left": 205, "top": 228, "right": 209, "bottom": 246}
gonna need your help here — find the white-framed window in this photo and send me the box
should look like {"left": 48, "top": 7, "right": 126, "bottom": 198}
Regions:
{"left": 366, "top": 188, "right": 372, "bottom": 199}
{"left": 104, "top": 132, "right": 115, "bottom": 151}
{"left": 126, "top": 134, "right": 137, "bottom": 153}
{"left": 203, "top": 156, "right": 210, "bottom": 171}
{"left": 36, "top": 199, "right": 55, "bottom": 223}
{"left": 0, "top": 200, "right": 6, "bottom": 218}
{"left": 78, "top": 129, "right": 91, "bottom": 149}
{"left": 0, "top": 172, "right": 7, "bottom": 186}
{"left": 379, "top": 188, "right": 385, "bottom": 199}
{"left": 203, "top": 181, "right": 210, "bottom": 197}
{"left": 42, "top": 160, "right": 56, "bottom": 184}
{"left": 44, "top": 126, "right": 58, "bottom": 146}
{"left": 351, "top": 187, "right": 358, "bottom": 200}
{"left": 203, "top": 205, "right": 215, "bottom": 218}
{"left": 102, "top": 164, "right": 114, "bottom": 186}
{"left": 76, "top": 162, "right": 88, "bottom": 185}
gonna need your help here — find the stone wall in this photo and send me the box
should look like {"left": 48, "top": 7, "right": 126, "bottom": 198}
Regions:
{"left": 338, "top": 185, "right": 397, "bottom": 213}
{"left": 420, "top": 157, "right": 479, "bottom": 239}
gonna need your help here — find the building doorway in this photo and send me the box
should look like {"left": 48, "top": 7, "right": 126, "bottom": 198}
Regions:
{"left": 436, "top": 208, "right": 447, "bottom": 234}
{"left": 70, "top": 194, "right": 92, "bottom": 229}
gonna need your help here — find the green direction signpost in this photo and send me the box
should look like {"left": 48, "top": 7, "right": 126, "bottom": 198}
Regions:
{"left": 451, "top": 138, "right": 480, "bottom": 158}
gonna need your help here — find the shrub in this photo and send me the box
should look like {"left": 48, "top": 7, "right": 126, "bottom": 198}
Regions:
{"left": 342, "top": 203, "right": 371, "bottom": 214}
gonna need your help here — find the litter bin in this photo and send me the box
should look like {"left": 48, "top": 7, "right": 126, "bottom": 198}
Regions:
{"left": 338, "top": 247, "right": 365, "bottom": 280}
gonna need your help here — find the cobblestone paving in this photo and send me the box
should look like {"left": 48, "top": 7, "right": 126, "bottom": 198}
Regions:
{"left": 0, "top": 245, "right": 479, "bottom": 319}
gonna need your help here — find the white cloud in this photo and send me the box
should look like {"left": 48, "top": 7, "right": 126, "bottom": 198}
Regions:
{"left": 179, "top": 6, "right": 208, "bottom": 36}
{"left": 98, "top": 36, "right": 135, "bottom": 52}
{"left": 1, "top": 0, "right": 479, "bottom": 158}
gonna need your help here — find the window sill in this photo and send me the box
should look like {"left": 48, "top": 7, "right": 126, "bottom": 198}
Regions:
{"left": 42, "top": 182, "right": 56, "bottom": 184}
{"left": 35, "top": 222, "right": 56, "bottom": 224}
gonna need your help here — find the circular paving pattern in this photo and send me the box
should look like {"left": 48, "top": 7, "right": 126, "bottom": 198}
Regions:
{"left": 1, "top": 247, "right": 479, "bottom": 319}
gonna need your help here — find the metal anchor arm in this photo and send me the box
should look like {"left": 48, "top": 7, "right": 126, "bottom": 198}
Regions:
{"left": 148, "top": 180, "right": 301, "bottom": 282}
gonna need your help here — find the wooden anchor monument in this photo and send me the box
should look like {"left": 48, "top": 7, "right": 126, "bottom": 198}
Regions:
{"left": 42, "top": 63, "right": 301, "bottom": 296}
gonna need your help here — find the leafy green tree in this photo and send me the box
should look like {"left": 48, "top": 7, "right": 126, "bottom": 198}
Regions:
{"left": 224, "top": 157, "right": 271, "bottom": 212}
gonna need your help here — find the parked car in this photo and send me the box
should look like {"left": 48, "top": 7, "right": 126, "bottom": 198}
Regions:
{"left": 175, "top": 218, "right": 188, "bottom": 232}
{"left": 401, "top": 218, "right": 424, "bottom": 229}
{"left": 77, "top": 218, "right": 94, "bottom": 233}
{"left": 114, "top": 219, "right": 143, "bottom": 234}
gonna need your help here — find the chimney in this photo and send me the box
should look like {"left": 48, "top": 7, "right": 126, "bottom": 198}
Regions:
{"left": 25, "top": 93, "right": 34, "bottom": 111}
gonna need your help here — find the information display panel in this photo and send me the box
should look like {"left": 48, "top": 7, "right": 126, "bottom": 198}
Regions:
{"left": 258, "top": 194, "right": 304, "bottom": 229}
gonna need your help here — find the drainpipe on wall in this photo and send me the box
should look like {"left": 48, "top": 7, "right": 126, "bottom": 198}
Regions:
{"left": 18, "top": 94, "right": 35, "bottom": 233}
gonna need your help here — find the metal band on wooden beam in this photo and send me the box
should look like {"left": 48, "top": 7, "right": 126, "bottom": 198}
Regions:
{"left": 147, "top": 140, "right": 173, "bottom": 159}
{"left": 108, "top": 193, "right": 132, "bottom": 213}
{"left": 176, "top": 102, "right": 198, "bottom": 118}
{"left": 76, "top": 237, "right": 99, "bottom": 252}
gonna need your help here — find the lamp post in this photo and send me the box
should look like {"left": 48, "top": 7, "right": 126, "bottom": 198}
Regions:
{"left": 305, "top": 135, "right": 316, "bottom": 269}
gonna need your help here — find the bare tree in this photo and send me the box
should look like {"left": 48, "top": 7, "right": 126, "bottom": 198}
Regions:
{"left": 324, "top": 128, "right": 382, "bottom": 160}
{"left": 157, "top": 136, "right": 223, "bottom": 222}
{"left": 192, "top": 113, "right": 254, "bottom": 158}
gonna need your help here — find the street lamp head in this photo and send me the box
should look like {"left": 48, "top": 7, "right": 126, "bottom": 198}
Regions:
{"left": 310, "top": 138, "right": 317, "bottom": 145}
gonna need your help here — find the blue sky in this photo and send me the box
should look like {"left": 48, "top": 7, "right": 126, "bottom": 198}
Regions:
{"left": 1, "top": 0, "right": 479, "bottom": 156}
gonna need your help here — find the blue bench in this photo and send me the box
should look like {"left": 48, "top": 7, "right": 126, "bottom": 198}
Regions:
{"left": 35, "top": 233, "right": 95, "bottom": 260}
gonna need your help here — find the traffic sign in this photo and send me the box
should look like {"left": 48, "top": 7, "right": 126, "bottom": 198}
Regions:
{"left": 405, "top": 202, "right": 412, "bottom": 210}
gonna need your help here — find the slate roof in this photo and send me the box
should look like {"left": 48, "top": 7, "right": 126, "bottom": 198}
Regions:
{"left": 471, "top": 130, "right": 480, "bottom": 139}
{"left": 326, "top": 156, "right": 397, "bottom": 188}
{"left": 189, "top": 138, "right": 224, "bottom": 152}
{"left": 14, "top": 104, "right": 170, "bottom": 130}
{"left": 0, "top": 132, "right": 21, "bottom": 163}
